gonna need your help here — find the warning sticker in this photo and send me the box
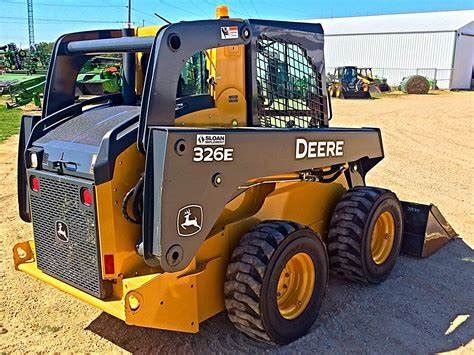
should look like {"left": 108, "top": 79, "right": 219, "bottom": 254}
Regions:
{"left": 220, "top": 26, "right": 239, "bottom": 40}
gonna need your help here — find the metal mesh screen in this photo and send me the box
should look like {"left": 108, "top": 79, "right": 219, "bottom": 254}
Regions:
{"left": 30, "top": 172, "right": 109, "bottom": 298}
{"left": 256, "top": 35, "right": 324, "bottom": 128}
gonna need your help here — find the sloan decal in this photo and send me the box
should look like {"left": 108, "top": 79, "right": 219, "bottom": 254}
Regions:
{"left": 196, "top": 134, "right": 225, "bottom": 146}
{"left": 296, "top": 138, "right": 344, "bottom": 159}
{"left": 220, "top": 26, "right": 239, "bottom": 39}
{"left": 177, "top": 205, "right": 203, "bottom": 237}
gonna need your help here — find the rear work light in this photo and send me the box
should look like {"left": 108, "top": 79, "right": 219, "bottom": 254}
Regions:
{"left": 30, "top": 176, "right": 40, "bottom": 192}
{"left": 30, "top": 152, "right": 39, "bottom": 168}
{"left": 80, "top": 187, "right": 93, "bottom": 206}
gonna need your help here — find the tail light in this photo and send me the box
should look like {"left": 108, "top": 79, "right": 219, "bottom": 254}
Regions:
{"left": 30, "top": 176, "right": 40, "bottom": 192}
{"left": 104, "top": 254, "right": 115, "bottom": 274}
{"left": 80, "top": 187, "right": 93, "bottom": 206}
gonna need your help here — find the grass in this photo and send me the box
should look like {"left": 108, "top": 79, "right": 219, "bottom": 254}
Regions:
{"left": 0, "top": 101, "right": 22, "bottom": 142}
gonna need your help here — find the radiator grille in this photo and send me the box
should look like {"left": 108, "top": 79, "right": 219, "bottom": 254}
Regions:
{"left": 256, "top": 34, "right": 324, "bottom": 128}
{"left": 29, "top": 172, "right": 107, "bottom": 298}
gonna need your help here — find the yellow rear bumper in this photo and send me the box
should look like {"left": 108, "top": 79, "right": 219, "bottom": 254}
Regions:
{"left": 13, "top": 240, "right": 225, "bottom": 333}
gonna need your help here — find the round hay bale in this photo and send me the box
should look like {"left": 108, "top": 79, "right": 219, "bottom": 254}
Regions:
{"left": 400, "top": 75, "right": 430, "bottom": 94}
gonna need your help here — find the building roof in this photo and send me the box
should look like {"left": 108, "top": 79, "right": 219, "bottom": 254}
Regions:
{"left": 302, "top": 10, "right": 474, "bottom": 35}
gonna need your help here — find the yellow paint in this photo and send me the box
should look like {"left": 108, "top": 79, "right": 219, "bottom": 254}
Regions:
{"left": 185, "top": 175, "right": 349, "bottom": 321}
{"left": 135, "top": 25, "right": 161, "bottom": 95}
{"left": 95, "top": 144, "right": 154, "bottom": 288}
{"left": 175, "top": 87, "right": 246, "bottom": 127}
{"left": 14, "top": 174, "right": 348, "bottom": 332}
{"left": 176, "top": 43, "right": 246, "bottom": 127}
{"left": 277, "top": 252, "right": 315, "bottom": 320}
{"left": 370, "top": 211, "right": 395, "bottom": 265}
{"left": 13, "top": 11, "right": 350, "bottom": 331}
{"left": 136, "top": 25, "right": 160, "bottom": 37}
{"left": 14, "top": 240, "right": 125, "bottom": 320}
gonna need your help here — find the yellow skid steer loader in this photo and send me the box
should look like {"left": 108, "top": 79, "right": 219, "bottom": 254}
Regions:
{"left": 13, "top": 7, "right": 456, "bottom": 344}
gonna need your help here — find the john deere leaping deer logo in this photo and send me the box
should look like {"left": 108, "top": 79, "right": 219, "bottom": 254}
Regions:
{"left": 55, "top": 221, "right": 69, "bottom": 243}
{"left": 177, "top": 205, "right": 203, "bottom": 237}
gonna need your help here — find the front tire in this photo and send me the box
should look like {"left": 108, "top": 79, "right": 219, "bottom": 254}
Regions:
{"left": 328, "top": 187, "right": 403, "bottom": 284}
{"left": 224, "top": 220, "right": 328, "bottom": 344}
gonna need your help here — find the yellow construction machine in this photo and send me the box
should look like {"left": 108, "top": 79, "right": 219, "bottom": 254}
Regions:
{"left": 14, "top": 6, "right": 456, "bottom": 344}
{"left": 328, "top": 66, "right": 385, "bottom": 99}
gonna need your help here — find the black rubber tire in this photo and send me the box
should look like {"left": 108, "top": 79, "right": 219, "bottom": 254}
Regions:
{"left": 328, "top": 186, "right": 403, "bottom": 284}
{"left": 224, "top": 220, "right": 328, "bottom": 344}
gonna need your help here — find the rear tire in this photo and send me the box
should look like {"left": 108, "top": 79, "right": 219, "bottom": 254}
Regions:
{"left": 224, "top": 220, "right": 328, "bottom": 344}
{"left": 328, "top": 186, "right": 403, "bottom": 284}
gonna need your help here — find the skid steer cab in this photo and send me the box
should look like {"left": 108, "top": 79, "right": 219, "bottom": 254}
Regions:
{"left": 13, "top": 7, "right": 457, "bottom": 345}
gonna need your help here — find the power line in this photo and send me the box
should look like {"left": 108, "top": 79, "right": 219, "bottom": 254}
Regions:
{"left": 236, "top": 0, "right": 252, "bottom": 18}
{"left": 249, "top": 0, "right": 261, "bottom": 17}
{"left": 0, "top": 0, "right": 124, "bottom": 8}
{"left": 0, "top": 15, "right": 125, "bottom": 24}
{"left": 158, "top": 0, "right": 202, "bottom": 17}
{"left": 131, "top": 7, "right": 156, "bottom": 20}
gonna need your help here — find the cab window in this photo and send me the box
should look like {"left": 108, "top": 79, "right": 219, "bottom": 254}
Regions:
{"left": 177, "top": 51, "right": 209, "bottom": 98}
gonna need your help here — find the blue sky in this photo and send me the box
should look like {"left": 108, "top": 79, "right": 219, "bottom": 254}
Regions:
{"left": 1, "top": 0, "right": 473, "bottom": 45}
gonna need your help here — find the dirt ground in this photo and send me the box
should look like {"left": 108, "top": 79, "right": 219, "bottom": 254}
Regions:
{"left": 1, "top": 91, "right": 473, "bottom": 353}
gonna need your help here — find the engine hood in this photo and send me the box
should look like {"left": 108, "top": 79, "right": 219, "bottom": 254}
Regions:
{"left": 32, "top": 105, "right": 140, "bottom": 180}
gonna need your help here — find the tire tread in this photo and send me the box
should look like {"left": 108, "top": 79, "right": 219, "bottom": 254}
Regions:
{"left": 328, "top": 186, "right": 388, "bottom": 283}
{"left": 224, "top": 220, "right": 305, "bottom": 343}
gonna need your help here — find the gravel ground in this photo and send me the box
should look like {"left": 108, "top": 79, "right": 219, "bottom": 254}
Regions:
{"left": 1, "top": 91, "right": 473, "bottom": 353}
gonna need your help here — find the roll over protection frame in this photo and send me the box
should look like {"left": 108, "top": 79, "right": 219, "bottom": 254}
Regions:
{"left": 38, "top": 19, "right": 328, "bottom": 149}
{"left": 137, "top": 19, "right": 252, "bottom": 152}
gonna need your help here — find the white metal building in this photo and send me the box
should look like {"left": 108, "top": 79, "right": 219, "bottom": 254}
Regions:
{"left": 304, "top": 10, "right": 474, "bottom": 89}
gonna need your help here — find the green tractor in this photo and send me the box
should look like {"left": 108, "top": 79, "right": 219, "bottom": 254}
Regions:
{"left": 0, "top": 43, "right": 50, "bottom": 108}
{"left": 75, "top": 57, "right": 122, "bottom": 95}
{"left": 3, "top": 74, "right": 45, "bottom": 108}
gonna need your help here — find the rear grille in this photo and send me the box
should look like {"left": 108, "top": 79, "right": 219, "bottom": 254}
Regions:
{"left": 29, "top": 171, "right": 109, "bottom": 298}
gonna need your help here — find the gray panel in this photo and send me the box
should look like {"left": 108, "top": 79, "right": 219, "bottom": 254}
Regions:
{"left": 66, "top": 36, "right": 154, "bottom": 54}
{"left": 32, "top": 105, "right": 140, "bottom": 181}
{"left": 147, "top": 130, "right": 168, "bottom": 259}
{"left": 144, "top": 127, "right": 383, "bottom": 272}
{"left": 37, "top": 106, "right": 139, "bottom": 146}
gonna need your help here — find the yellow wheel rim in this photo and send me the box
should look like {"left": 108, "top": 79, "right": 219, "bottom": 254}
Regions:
{"left": 370, "top": 211, "right": 395, "bottom": 265}
{"left": 276, "top": 253, "right": 315, "bottom": 320}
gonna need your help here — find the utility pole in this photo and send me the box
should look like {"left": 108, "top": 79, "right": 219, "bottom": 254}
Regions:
{"left": 27, "top": 0, "right": 35, "bottom": 48}
{"left": 127, "top": 0, "right": 132, "bottom": 28}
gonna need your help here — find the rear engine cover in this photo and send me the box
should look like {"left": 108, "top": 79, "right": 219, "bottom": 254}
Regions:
{"left": 28, "top": 170, "right": 110, "bottom": 298}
